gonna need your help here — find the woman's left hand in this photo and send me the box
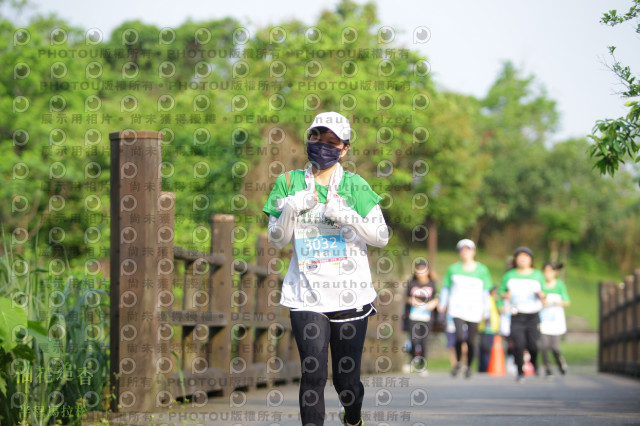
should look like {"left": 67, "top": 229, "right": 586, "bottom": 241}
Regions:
{"left": 324, "top": 196, "right": 349, "bottom": 224}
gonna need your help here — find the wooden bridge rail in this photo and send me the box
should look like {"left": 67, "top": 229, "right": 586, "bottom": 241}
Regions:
{"left": 599, "top": 268, "right": 640, "bottom": 378}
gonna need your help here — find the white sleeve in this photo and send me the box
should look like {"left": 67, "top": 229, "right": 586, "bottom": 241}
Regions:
{"left": 352, "top": 203, "right": 390, "bottom": 247}
{"left": 326, "top": 201, "right": 389, "bottom": 248}
{"left": 267, "top": 188, "right": 319, "bottom": 249}
{"left": 438, "top": 287, "right": 450, "bottom": 310}
{"left": 267, "top": 206, "right": 296, "bottom": 250}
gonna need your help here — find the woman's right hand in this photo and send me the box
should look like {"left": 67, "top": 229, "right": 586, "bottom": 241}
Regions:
{"left": 277, "top": 188, "right": 318, "bottom": 214}
{"left": 294, "top": 188, "right": 318, "bottom": 213}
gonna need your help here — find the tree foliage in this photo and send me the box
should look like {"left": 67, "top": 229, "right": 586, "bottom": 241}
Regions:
{"left": 0, "top": 0, "right": 638, "bottom": 272}
{"left": 589, "top": 0, "right": 640, "bottom": 182}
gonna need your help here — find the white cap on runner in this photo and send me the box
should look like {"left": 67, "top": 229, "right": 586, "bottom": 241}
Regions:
{"left": 456, "top": 239, "right": 476, "bottom": 251}
{"left": 307, "top": 111, "right": 351, "bottom": 142}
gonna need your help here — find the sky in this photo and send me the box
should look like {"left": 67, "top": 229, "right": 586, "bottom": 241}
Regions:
{"left": 8, "top": 0, "right": 640, "bottom": 143}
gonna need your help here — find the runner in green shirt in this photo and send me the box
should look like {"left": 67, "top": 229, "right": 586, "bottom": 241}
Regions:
{"left": 498, "top": 246, "right": 546, "bottom": 383}
{"left": 437, "top": 239, "right": 493, "bottom": 378}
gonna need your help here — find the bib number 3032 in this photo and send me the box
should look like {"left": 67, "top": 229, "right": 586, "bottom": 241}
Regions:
{"left": 295, "top": 228, "right": 347, "bottom": 265}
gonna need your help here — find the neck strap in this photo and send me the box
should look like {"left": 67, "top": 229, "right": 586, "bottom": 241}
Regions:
{"left": 304, "top": 162, "right": 343, "bottom": 201}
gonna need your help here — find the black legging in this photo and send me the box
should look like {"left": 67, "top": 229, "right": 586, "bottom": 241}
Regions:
{"left": 408, "top": 319, "right": 430, "bottom": 363}
{"left": 453, "top": 317, "right": 479, "bottom": 367}
{"left": 510, "top": 312, "right": 539, "bottom": 375}
{"left": 290, "top": 310, "right": 368, "bottom": 426}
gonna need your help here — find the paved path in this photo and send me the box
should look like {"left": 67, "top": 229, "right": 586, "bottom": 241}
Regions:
{"left": 112, "top": 367, "right": 640, "bottom": 425}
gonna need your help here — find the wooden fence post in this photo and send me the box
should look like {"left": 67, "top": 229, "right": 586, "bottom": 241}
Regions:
{"left": 235, "top": 264, "right": 258, "bottom": 390}
{"left": 181, "top": 257, "right": 209, "bottom": 395}
{"left": 255, "top": 233, "right": 279, "bottom": 385}
{"left": 631, "top": 269, "right": 640, "bottom": 377}
{"left": 623, "top": 275, "right": 634, "bottom": 373}
{"left": 599, "top": 282, "right": 605, "bottom": 372}
{"left": 109, "top": 130, "right": 163, "bottom": 413}
{"left": 156, "top": 191, "right": 175, "bottom": 406}
{"left": 210, "top": 214, "right": 235, "bottom": 395}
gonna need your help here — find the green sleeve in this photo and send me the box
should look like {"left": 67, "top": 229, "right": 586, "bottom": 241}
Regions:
{"left": 498, "top": 271, "right": 509, "bottom": 295}
{"left": 262, "top": 173, "right": 288, "bottom": 218}
{"left": 482, "top": 264, "right": 494, "bottom": 290}
{"left": 559, "top": 279, "right": 571, "bottom": 302}
{"left": 441, "top": 265, "right": 453, "bottom": 290}
{"left": 348, "top": 174, "right": 383, "bottom": 218}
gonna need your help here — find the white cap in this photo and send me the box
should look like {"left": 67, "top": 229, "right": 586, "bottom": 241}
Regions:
{"left": 307, "top": 111, "right": 351, "bottom": 142}
{"left": 456, "top": 239, "right": 476, "bottom": 251}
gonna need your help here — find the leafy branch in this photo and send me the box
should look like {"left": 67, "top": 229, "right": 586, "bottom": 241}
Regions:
{"left": 589, "top": 1, "right": 640, "bottom": 181}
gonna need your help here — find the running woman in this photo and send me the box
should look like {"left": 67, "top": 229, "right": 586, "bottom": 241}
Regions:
{"left": 540, "top": 261, "right": 571, "bottom": 377}
{"left": 437, "top": 239, "right": 493, "bottom": 378}
{"left": 405, "top": 260, "right": 439, "bottom": 375}
{"left": 498, "top": 246, "right": 546, "bottom": 383}
{"left": 262, "top": 111, "right": 389, "bottom": 426}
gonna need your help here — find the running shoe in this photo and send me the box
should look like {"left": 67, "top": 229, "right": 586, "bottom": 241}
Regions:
{"left": 464, "top": 367, "right": 472, "bottom": 379}
{"left": 559, "top": 357, "right": 568, "bottom": 375}
{"left": 545, "top": 368, "right": 554, "bottom": 379}
{"left": 340, "top": 406, "right": 364, "bottom": 426}
{"left": 516, "top": 374, "right": 525, "bottom": 383}
{"left": 450, "top": 364, "right": 461, "bottom": 377}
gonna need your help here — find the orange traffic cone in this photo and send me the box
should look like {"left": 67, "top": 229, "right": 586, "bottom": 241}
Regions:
{"left": 523, "top": 351, "right": 535, "bottom": 376}
{"left": 488, "top": 335, "right": 506, "bottom": 376}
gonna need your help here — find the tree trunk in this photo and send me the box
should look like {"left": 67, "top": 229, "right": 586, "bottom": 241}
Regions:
{"left": 469, "top": 218, "right": 484, "bottom": 247}
{"left": 548, "top": 239, "right": 559, "bottom": 263}
{"left": 427, "top": 218, "right": 438, "bottom": 270}
{"left": 559, "top": 240, "right": 570, "bottom": 282}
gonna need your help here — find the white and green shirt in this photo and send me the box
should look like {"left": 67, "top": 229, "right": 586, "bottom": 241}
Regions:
{"left": 263, "top": 169, "right": 382, "bottom": 219}
{"left": 499, "top": 269, "right": 545, "bottom": 314}
{"left": 262, "top": 168, "right": 383, "bottom": 312}
{"left": 439, "top": 262, "right": 493, "bottom": 323}
{"left": 540, "top": 279, "right": 570, "bottom": 335}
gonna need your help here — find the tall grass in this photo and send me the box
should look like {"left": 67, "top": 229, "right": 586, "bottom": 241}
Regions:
{"left": 0, "top": 225, "right": 111, "bottom": 425}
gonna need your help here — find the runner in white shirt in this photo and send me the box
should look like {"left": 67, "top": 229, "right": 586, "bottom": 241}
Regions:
{"left": 263, "top": 111, "right": 389, "bottom": 426}
{"left": 437, "top": 239, "right": 493, "bottom": 379}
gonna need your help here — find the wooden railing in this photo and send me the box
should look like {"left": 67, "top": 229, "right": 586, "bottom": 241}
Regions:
{"left": 599, "top": 268, "right": 640, "bottom": 377}
{"left": 109, "top": 130, "right": 404, "bottom": 413}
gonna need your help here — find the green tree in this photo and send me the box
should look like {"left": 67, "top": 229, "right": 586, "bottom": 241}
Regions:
{"left": 589, "top": 0, "right": 640, "bottom": 183}
{"left": 473, "top": 61, "right": 558, "bottom": 243}
{"left": 222, "top": 0, "right": 485, "bottom": 267}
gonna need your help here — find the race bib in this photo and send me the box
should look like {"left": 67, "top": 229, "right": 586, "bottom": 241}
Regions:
{"left": 511, "top": 290, "right": 536, "bottom": 306}
{"left": 409, "top": 305, "right": 432, "bottom": 322}
{"left": 540, "top": 293, "right": 566, "bottom": 335}
{"left": 539, "top": 308, "right": 557, "bottom": 323}
{"left": 448, "top": 274, "right": 484, "bottom": 322}
{"left": 295, "top": 227, "right": 347, "bottom": 270}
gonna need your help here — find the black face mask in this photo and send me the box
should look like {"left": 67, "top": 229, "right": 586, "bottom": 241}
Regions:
{"left": 306, "top": 141, "right": 343, "bottom": 170}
